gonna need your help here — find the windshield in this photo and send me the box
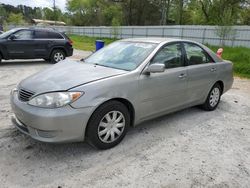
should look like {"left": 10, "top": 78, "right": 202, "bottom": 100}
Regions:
{"left": 0, "top": 29, "right": 18, "bottom": 39}
{"left": 85, "top": 41, "right": 157, "bottom": 71}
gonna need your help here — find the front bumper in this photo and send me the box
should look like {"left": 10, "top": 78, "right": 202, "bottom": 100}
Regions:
{"left": 10, "top": 90, "right": 93, "bottom": 143}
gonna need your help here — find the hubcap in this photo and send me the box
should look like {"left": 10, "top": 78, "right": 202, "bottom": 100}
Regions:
{"left": 98, "top": 111, "right": 125, "bottom": 143}
{"left": 54, "top": 52, "right": 64, "bottom": 62}
{"left": 209, "top": 87, "right": 220, "bottom": 107}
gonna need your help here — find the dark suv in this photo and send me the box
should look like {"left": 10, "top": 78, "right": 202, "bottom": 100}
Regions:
{"left": 0, "top": 28, "right": 73, "bottom": 63}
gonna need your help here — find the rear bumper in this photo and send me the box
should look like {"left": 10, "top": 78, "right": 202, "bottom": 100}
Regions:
{"left": 66, "top": 47, "right": 73, "bottom": 57}
{"left": 10, "top": 90, "right": 93, "bottom": 143}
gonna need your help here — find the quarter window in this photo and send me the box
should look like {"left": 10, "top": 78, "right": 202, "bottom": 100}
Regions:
{"left": 184, "top": 43, "right": 213, "bottom": 65}
{"left": 14, "top": 30, "right": 33, "bottom": 39}
{"left": 48, "top": 32, "right": 63, "bottom": 39}
{"left": 151, "top": 43, "right": 183, "bottom": 69}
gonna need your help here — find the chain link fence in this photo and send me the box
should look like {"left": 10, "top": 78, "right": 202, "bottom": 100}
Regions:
{"left": 7, "top": 25, "right": 250, "bottom": 47}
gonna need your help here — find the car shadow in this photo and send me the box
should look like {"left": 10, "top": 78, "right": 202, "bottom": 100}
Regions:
{"left": 0, "top": 60, "right": 51, "bottom": 66}
{"left": 7, "top": 106, "right": 206, "bottom": 158}
{"left": 1, "top": 104, "right": 227, "bottom": 185}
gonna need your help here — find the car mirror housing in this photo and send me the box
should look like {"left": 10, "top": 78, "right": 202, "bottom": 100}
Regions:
{"left": 144, "top": 63, "right": 165, "bottom": 74}
{"left": 9, "top": 34, "right": 16, "bottom": 40}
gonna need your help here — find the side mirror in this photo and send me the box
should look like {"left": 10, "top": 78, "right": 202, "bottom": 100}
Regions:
{"left": 144, "top": 63, "right": 165, "bottom": 74}
{"left": 9, "top": 34, "right": 16, "bottom": 40}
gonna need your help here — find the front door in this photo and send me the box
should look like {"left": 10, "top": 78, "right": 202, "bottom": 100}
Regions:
{"left": 138, "top": 42, "right": 188, "bottom": 120}
{"left": 6, "top": 29, "right": 34, "bottom": 59}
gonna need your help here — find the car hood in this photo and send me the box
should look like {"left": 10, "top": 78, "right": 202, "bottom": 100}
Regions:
{"left": 19, "top": 60, "right": 127, "bottom": 94}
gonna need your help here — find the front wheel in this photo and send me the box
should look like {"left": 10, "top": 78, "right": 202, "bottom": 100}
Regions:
{"left": 50, "top": 49, "right": 65, "bottom": 64}
{"left": 201, "top": 83, "right": 222, "bottom": 111}
{"left": 86, "top": 101, "right": 130, "bottom": 149}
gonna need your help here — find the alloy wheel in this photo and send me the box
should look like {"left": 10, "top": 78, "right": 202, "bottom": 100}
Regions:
{"left": 54, "top": 52, "right": 64, "bottom": 62}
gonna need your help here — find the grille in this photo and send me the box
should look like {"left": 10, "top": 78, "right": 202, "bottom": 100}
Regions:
{"left": 18, "top": 89, "right": 35, "bottom": 102}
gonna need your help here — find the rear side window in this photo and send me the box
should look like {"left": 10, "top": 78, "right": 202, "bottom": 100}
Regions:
{"left": 184, "top": 43, "right": 214, "bottom": 65}
{"left": 48, "top": 32, "right": 64, "bottom": 39}
{"left": 34, "top": 31, "right": 48, "bottom": 39}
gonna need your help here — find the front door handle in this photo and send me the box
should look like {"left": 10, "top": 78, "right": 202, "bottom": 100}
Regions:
{"left": 178, "top": 73, "right": 187, "bottom": 79}
{"left": 210, "top": 68, "right": 217, "bottom": 72}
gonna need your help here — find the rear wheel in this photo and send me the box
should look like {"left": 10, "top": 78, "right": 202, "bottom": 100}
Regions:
{"left": 86, "top": 101, "right": 130, "bottom": 149}
{"left": 0, "top": 53, "right": 2, "bottom": 63}
{"left": 50, "top": 49, "right": 65, "bottom": 63}
{"left": 201, "top": 83, "right": 222, "bottom": 111}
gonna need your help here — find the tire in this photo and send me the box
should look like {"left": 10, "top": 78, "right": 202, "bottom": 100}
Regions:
{"left": 86, "top": 101, "right": 130, "bottom": 150}
{"left": 201, "top": 83, "right": 222, "bottom": 111}
{"left": 50, "top": 49, "right": 65, "bottom": 64}
{"left": 0, "top": 53, "right": 2, "bottom": 63}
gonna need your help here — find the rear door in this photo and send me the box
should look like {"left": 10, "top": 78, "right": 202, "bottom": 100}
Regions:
{"left": 183, "top": 42, "right": 218, "bottom": 103}
{"left": 6, "top": 29, "right": 34, "bottom": 59}
{"left": 33, "top": 30, "right": 64, "bottom": 58}
{"left": 138, "top": 42, "right": 188, "bottom": 120}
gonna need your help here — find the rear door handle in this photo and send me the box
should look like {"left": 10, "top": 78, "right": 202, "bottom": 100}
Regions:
{"left": 178, "top": 73, "right": 187, "bottom": 79}
{"left": 210, "top": 68, "right": 217, "bottom": 72}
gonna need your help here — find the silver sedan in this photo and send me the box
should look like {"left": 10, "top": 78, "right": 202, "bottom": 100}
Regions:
{"left": 10, "top": 38, "right": 233, "bottom": 149}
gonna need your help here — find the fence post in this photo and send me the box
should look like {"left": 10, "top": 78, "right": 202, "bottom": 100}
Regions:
{"left": 231, "top": 28, "right": 237, "bottom": 47}
{"left": 181, "top": 27, "right": 184, "bottom": 39}
{"left": 162, "top": 27, "right": 164, "bottom": 37}
{"left": 202, "top": 28, "right": 206, "bottom": 44}
{"left": 132, "top": 28, "right": 134, "bottom": 38}
{"left": 146, "top": 27, "right": 148, "bottom": 37}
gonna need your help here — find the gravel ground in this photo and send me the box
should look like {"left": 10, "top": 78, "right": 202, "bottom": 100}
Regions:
{"left": 0, "top": 50, "right": 250, "bottom": 188}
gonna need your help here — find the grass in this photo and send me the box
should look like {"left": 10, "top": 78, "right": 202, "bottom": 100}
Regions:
{"left": 208, "top": 45, "right": 250, "bottom": 79}
{"left": 69, "top": 34, "right": 250, "bottom": 78}
{"left": 69, "top": 34, "right": 116, "bottom": 51}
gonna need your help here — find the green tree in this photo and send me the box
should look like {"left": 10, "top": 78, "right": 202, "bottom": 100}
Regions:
{"left": 7, "top": 13, "right": 25, "bottom": 24}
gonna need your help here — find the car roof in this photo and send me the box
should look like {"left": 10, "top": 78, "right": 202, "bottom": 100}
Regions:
{"left": 120, "top": 37, "right": 222, "bottom": 62}
{"left": 14, "top": 27, "right": 59, "bottom": 33}
{"left": 120, "top": 37, "right": 206, "bottom": 46}
{"left": 120, "top": 37, "right": 188, "bottom": 44}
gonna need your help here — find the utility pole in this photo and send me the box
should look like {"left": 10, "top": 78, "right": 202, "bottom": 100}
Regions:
{"left": 53, "top": 0, "right": 56, "bottom": 25}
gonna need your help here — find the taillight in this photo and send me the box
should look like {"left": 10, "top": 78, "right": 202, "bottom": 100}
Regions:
{"left": 68, "top": 39, "right": 73, "bottom": 45}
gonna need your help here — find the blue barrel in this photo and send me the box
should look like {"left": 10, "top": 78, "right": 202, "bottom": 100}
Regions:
{"left": 95, "top": 40, "right": 105, "bottom": 51}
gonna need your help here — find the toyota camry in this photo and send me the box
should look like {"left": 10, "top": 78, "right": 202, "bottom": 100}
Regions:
{"left": 10, "top": 38, "right": 234, "bottom": 149}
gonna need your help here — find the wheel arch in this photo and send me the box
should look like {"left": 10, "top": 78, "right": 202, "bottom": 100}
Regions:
{"left": 216, "top": 80, "right": 224, "bottom": 94}
{"left": 50, "top": 47, "right": 67, "bottom": 58}
{"left": 0, "top": 50, "right": 4, "bottom": 59}
{"left": 85, "top": 98, "right": 135, "bottom": 138}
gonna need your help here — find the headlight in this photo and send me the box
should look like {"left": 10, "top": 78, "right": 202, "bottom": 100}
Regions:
{"left": 28, "top": 92, "right": 83, "bottom": 108}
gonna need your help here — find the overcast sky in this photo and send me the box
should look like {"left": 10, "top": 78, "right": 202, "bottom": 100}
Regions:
{"left": 0, "top": 0, "right": 67, "bottom": 11}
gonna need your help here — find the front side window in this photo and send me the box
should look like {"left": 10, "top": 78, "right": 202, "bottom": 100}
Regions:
{"left": 14, "top": 30, "right": 33, "bottom": 40}
{"left": 85, "top": 41, "right": 157, "bottom": 71}
{"left": 0, "top": 29, "right": 18, "bottom": 39}
{"left": 184, "top": 43, "right": 213, "bottom": 65}
{"left": 151, "top": 43, "right": 183, "bottom": 69}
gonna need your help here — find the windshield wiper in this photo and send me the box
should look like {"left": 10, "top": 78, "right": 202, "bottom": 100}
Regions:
{"left": 94, "top": 63, "right": 113, "bottom": 69}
